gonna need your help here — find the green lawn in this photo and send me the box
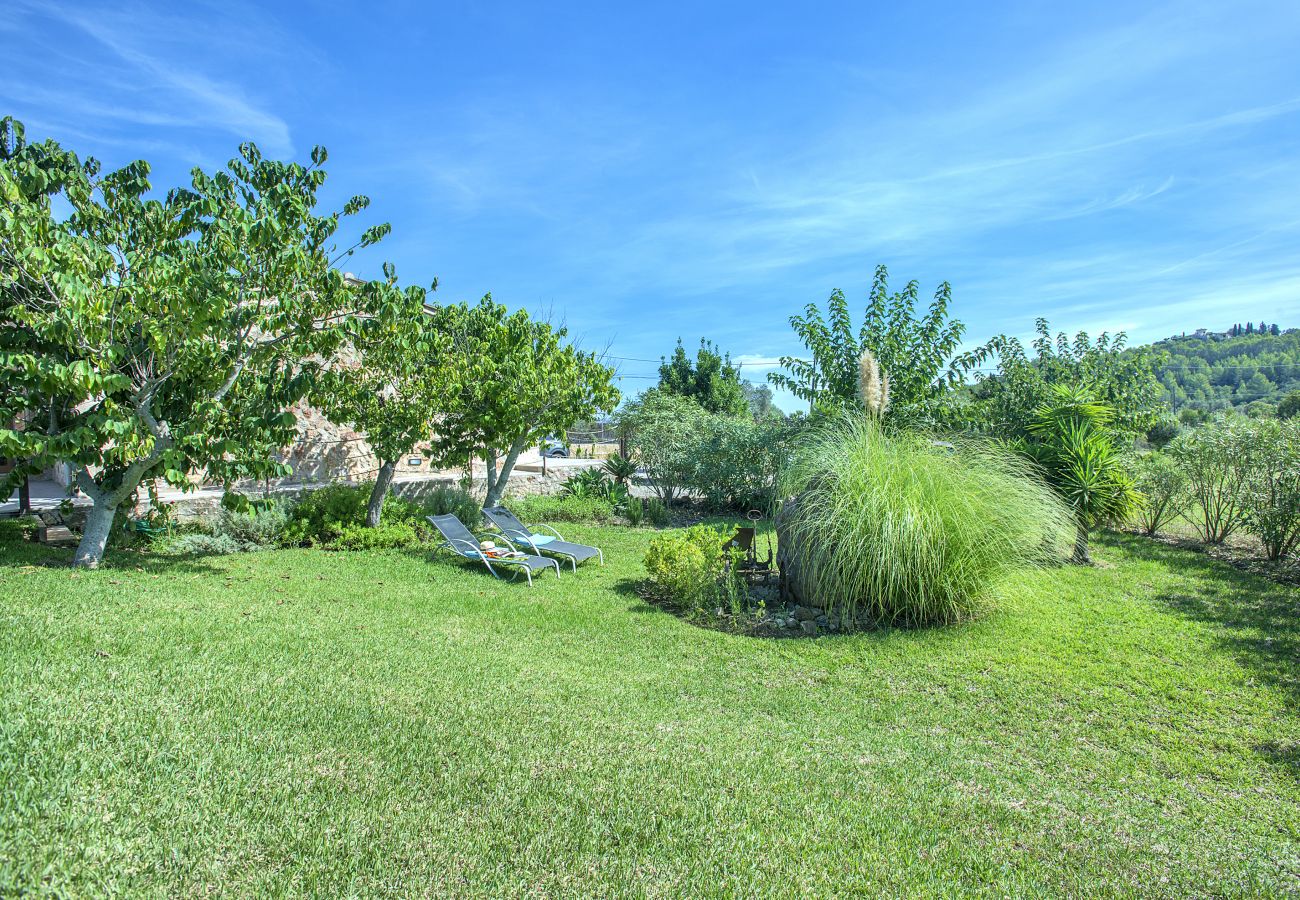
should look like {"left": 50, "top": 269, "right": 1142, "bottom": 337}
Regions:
{"left": 1, "top": 526, "right": 1297, "bottom": 897}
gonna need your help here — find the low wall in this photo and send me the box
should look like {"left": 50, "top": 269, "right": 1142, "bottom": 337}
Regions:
{"left": 133, "top": 470, "right": 569, "bottom": 523}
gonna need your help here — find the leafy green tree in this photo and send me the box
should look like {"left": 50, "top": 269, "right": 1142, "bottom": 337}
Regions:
{"left": 770, "top": 265, "right": 983, "bottom": 423}
{"left": 0, "top": 119, "right": 397, "bottom": 567}
{"left": 1278, "top": 390, "right": 1300, "bottom": 420}
{"left": 657, "top": 338, "right": 749, "bottom": 416}
{"left": 316, "top": 298, "right": 467, "bottom": 527}
{"left": 1144, "top": 418, "right": 1181, "bottom": 449}
{"left": 1017, "top": 384, "right": 1142, "bottom": 564}
{"left": 740, "top": 380, "right": 782, "bottom": 420}
{"left": 969, "top": 319, "right": 1167, "bottom": 441}
{"left": 430, "top": 297, "right": 619, "bottom": 509}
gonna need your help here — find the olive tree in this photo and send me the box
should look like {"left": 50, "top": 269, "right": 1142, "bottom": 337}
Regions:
{"left": 430, "top": 297, "right": 619, "bottom": 509}
{"left": 0, "top": 119, "right": 400, "bottom": 567}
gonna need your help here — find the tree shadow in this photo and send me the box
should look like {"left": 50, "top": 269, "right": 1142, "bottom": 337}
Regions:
{"left": 0, "top": 539, "right": 226, "bottom": 576}
{"left": 1106, "top": 533, "right": 1300, "bottom": 776}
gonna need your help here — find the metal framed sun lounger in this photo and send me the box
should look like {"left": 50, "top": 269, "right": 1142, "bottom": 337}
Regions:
{"left": 482, "top": 506, "right": 604, "bottom": 572}
{"left": 426, "top": 514, "right": 560, "bottom": 586}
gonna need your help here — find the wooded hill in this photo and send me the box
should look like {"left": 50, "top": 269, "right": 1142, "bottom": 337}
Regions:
{"left": 1146, "top": 327, "right": 1300, "bottom": 413}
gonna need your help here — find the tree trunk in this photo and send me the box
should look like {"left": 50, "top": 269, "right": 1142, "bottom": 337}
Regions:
{"left": 482, "top": 438, "right": 528, "bottom": 510}
{"left": 1072, "top": 522, "right": 1092, "bottom": 565}
{"left": 366, "top": 459, "right": 396, "bottom": 527}
{"left": 72, "top": 501, "right": 117, "bottom": 569}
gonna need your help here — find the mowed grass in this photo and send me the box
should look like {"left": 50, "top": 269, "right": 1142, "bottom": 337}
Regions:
{"left": 1, "top": 526, "right": 1297, "bottom": 897}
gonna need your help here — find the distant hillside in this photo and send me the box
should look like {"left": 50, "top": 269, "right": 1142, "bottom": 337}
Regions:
{"left": 1148, "top": 327, "right": 1300, "bottom": 413}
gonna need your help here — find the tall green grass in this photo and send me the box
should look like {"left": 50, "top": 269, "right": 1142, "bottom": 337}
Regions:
{"left": 781, "top": 417, "right": 1074, "bottom": 626}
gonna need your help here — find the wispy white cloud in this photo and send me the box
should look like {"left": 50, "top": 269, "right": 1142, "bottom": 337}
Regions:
{"left": 7, "top": 0, "right": 296, "bottom": 157}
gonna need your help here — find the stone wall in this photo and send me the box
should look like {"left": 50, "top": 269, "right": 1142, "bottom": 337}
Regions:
{"left": 272, "top": 400, "right": 439, "bottom": 485}
{"left": 134, "top": 470, "right": 569, "bottom": 523}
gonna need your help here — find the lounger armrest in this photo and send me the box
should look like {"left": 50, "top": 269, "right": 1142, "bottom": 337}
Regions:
{"left": 528, "top": 523, "right": 565, "bottom": 541}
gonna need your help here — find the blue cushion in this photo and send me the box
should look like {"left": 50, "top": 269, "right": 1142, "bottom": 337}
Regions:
{"left": 521, "top": 532, "right": 555, "bottom": 546}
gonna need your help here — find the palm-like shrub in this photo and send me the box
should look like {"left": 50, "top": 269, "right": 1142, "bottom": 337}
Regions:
{"left": 780, "top": 417, "right": 1072, "bottom": 627}
{"left": 601, "top": 453, "right": 638, "bottom": 485}
{"left": 1129, "top": 452, "right": 1188, "bottom": 536}
{"left": 1018, "top": 385, "right": 1141, "bottom": 564}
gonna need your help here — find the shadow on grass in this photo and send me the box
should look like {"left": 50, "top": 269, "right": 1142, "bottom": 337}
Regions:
{"left": 0, "top": 538, "right": 227, "bottom": 577}
{"left": 611, "top": 576, "right": 661, "bottom": 616}
{"left": 1104, "top": 532, "right": 1300, "bottom": 775}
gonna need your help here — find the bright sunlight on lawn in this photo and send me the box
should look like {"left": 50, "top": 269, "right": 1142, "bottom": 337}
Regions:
{"left": 2, "top": 525, "right": 1297, "bottom": 896}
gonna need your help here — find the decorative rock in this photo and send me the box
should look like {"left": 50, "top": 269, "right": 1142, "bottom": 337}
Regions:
{"left": 794, "top": 606, "right": 818, "bottom": 622}
{"left": 800, "top": 620, "right": 819, "bottom": 636}
{"left": 776, "top": 494, "right": 828, "bottom": 609}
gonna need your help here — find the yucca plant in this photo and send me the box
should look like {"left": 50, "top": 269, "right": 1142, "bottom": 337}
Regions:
{"left": 602, "top": 452, "right": 638, "bottom": 486}
{"left": 780, "top": 416, "right": 1073, "bottom": 627}
{"left": 1018, "top": 384, "right": 1141, "bottom": 564}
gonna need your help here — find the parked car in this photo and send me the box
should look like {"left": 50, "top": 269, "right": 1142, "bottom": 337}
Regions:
{"left": 540, "top": 437, "right": 569, "bottom": 458}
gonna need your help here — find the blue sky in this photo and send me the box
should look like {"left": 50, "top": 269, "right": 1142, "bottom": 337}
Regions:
{"left": 6, "top": 1, "right": 1300, "bottom": 409}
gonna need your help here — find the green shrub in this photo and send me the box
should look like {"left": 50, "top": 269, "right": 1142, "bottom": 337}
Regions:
{"left": 1240, "top": 419, "right": 1300, "bottom": 561}
{"left": 420, "top": 484, "right": 481, "bottom": 527}
{"left": 1168, "top": 422, "right": 1258, "bottom": 544}
{"left": 326, "top": 522, "right": 421, "bottom": 551}
{"left": 283, "top": 483, "right": 371, "bottom": 546}
{"left": 781, "top": 416, "right": 1073, "bottom": 628}
{"left": 686, "top": 415, "right": 789, "bottom": 512}
{"left": 211, "top": 502, "right": 290, "bottom": 550}
{"left": 625, "top": 496, "right": 644, "bottom": 526}
{"left": 617, "top": 390, "right": 710, "bottom": 504}
{"left": 155, "top": 532, "right": 242, "bottom": 556}
{"left": 561, "top": 468, "right": 610, "bottom": 500}
{"left": 1280, "top": 390, "right": 1300, "bottom": 421}
{"left": 1016, "top": 385, "right": 1142, "bottom": 564}
{"left": 0, "top": 516, "right": 40, "bottom": 543}
{"left": 1145, "top": 419, "right": 1181, "bottom": 449}
{"left": 507, "top": 494, "right": 615, "bottom": 524}
{"left": 558, "top": 469, "right": 630, "bottom": 510}
{"left": 1130, "top": 452, "right": 1189, "bottom": 536}
{"left": 645, "top": 498, "right": 670, "bottom": 527}
{"left": 385, "top": 484, "right": 480, "bottom": 529}
{"left": 643, "top": 525, "right": 744, "bottom": 617}
{"left": 602, "top": 453, "right": 638, "bottom": 485}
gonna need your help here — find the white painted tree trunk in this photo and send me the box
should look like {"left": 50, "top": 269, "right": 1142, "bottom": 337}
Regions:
{"left": 72, "top": 502, "right": 117, "bottom": 569}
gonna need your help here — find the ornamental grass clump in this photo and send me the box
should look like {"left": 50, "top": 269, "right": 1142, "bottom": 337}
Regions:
{"left": 780, "top": 417, "right": 1073, "bottom": 627}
